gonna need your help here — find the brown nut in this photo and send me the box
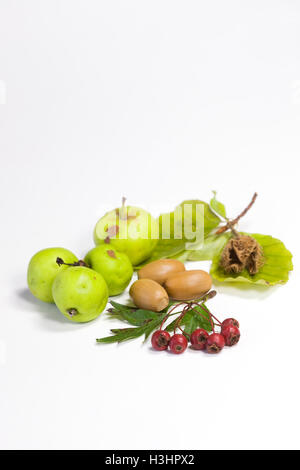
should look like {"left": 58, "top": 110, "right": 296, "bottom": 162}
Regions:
{"left": 164, "top": 270, "right": 212, "bottom": 301}
{"left": 138, "top": 259, "right": 185, "bottom": 285}
{"left": 129, "top": 279, "right": 169, "bottom": 312}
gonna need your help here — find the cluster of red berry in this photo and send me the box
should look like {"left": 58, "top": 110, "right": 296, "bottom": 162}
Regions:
{"left": 151, "top": 317, "right": 240, "bottom": 355}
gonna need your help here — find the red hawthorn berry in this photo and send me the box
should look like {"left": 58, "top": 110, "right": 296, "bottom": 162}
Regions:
{"left": 169, "top": 334, "right": 188, "bottom": 354}
{"left": 190, "top": 329, "right": 209, "bottom": 350}
{"left": 206, "top": 333, "right": 225, "bottom": 354}
{"left": 222, "top": 325, "right": 240, "bottom": 346}
{"left": 151, "top": 330, "right": 171, "bottom": 351}
{"left": 221, "top": 318, "right": 239, "bottom": 330}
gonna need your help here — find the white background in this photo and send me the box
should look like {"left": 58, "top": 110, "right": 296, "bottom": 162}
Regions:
{"left": 0, "top": 0, "right": 299, "bottom": 450}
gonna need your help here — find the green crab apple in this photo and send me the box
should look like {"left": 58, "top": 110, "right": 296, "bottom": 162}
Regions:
{"left": 27, "top": 247, "right": 78, "bottom": 303}
{"left": 93, "top": 202, "right": 158, "bottom": 266}
{"left": 52, "top": 266, "right": 108, "bottom": 322}
{"left": 84, "top": 245, "right": 133, "bottom": 296}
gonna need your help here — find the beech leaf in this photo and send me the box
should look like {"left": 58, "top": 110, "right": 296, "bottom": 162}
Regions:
{"left": 136, "top": 201, "right": 220, "bottom": 267}
{"left": 210, "top": 191, "right": 227, "bottom": 219}
{"left": 210, "top": 233, "right": 293, "bottom": 286}
{"left": 187, "top": 233, "right": 231, "bottom": 261}
{"left": 136, "top": 239, "right": 186, "bottom": 267}
{"left": 176, "top": 200, "right": 221, "bottom": 240}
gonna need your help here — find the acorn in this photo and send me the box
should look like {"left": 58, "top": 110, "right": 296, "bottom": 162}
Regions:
{"left": 164, "top": 270, "right": 212, "bottom": 301}
{"left": 129, "top": 279, "right": 169, "bottom": 312}
{"left": 138, "top": 259, "right": 185, "bottom": 285}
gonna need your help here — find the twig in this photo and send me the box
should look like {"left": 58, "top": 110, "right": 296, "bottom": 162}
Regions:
{"left": 216, "top": 192, "right": 258, "bottom": 234}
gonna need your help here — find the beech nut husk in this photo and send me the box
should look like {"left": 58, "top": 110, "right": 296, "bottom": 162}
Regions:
{"left": 138, "top": 259, "right": 185, "bottom": 285}
{"left": 129, "top": 279, "right": 169, "bottom": 312}
{"left": 164, "top": 269, "right": 212, "bottom": 301}
{"left": 220, "top": 235, "right": 264, "bottom": 275}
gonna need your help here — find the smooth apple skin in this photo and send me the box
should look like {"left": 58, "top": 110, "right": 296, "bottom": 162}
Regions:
{"left": 27, "top": 247, "right": 78, "bottom": 303}
{"left": 84, "top": 245, "right": 133, "bottom": 296}
{"left": 52, "top": 266, "right": 108, "bottom": 323}
{"left": 93, "top": 206, "right": 158, "bottom": 266}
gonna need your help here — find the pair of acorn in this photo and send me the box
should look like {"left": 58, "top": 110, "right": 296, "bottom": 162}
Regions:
{"left": 130, "top": 259, "right": 213, "bottom": 311}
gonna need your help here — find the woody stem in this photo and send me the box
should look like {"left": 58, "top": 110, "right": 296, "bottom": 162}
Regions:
{"left": 216, "top": 192, "right": 258, "bottom": 235}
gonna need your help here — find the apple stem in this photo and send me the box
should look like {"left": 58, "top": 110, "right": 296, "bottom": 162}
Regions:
{"left": 56, "top": 257, "right": 87, "bottom": 267}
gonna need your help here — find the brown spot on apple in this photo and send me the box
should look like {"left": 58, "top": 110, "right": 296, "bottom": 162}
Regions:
{"left": 105, "top": 225, "right": 119, "bottom": 237}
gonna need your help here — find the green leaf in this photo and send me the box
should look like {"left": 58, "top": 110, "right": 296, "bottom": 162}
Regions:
{"left": 97, "top": 311, "right": 168, "bottom": 344}
{"left": 168, "top": 250, "right": 190, "bottom": 262}
{"left": 210, "top": 233, "right": 293, "bottom": 286}
{"left": 136, "top": 238, "right": 186, "bottom": 267}
{"left": 148, "top": 211, "right": 187, "bottom": 262}
{"left": 110, "top": 328, "right": 133, "bottom": 334}
{"left": 119, "top": 309, "right": 158, "bottom": 326}
{"left": 136, "top": 201, "right": 220, "bottom": 267}
{"left": 109, "top": 301, "right": 134, "bottom": 314}
{"left": 176, "top": 200, "right": 220, "bottom": 240}
{"left": 183, "top": 312, "right": 200, "bottom": 336}
{"left": 97, "top": 326, "right": 146, "bottom": 343}
{"left": 107, "top": 301, "right": 135, "bottom": 322}
{"left": 109, "top": 301, "right": 163, "bottom": 326}
{"left": 164, "top": 317, "right": 179, "bottom": 332}
{"left": 210, "top": 191, "right": 227, "bottom": 219}
{"left": 98, "top": 299, "right": 215, "bottom": 345}
{"left": 184, "top": 304, "right": 213, "bottom": 334}
{"left": 187, "top": 233, "right": 231, "bottom": 261}
{"left": 164, "top": 303, "right": 213, "bottom": 334}
{"left": 143, "top": 315, "right": 166, "bottom": 341}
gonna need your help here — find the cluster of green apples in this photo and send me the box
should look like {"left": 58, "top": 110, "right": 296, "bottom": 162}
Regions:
{"left": 27, "top": 205, "right": 158, "bottom": 323}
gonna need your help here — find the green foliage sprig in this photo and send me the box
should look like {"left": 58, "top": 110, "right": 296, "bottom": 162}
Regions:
{"left": 136, "top": 192, "right": 293, "bottom": 287}
{"left": 96, "top": 293, "right": 215, "bottom": 344}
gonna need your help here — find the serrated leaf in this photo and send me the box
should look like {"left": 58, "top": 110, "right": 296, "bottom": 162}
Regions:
{"left": 210, "top": 191, "right": 227, "bottom": 219}
{"left": 210, "top": 233, "right": 293, "bottom": 286}
{"left": 110, "top": 328, "right": 133, "bottom": 334}
{"left": 97, "top": 326, "right": 146, "bottom": 343}
{"left": 106, "top": 310, "right": 123, "bottom": 321}
{"left": 115, "top": 308, "right": 157, "bottom": 326}
{"left": 164, "top": 303, "right": 213, "bottom": 334}
{"left": 127, "top": 309, "right": 158, "bottom": 325}
{"left": 164, "top": 317, "right": 179, "bottom": 332}
{"left": 109, "top": 301, "right": 163, "bottom": 326}
{"left": 190, "top": 304, "right": 213, "bottom": 332}
{"left": 183, "top": 312, "right": 200, "bottom": 336}
{"left": 97, "top": 311, "right": 168, "bottom": 344}
{"left": 143, "top": 315, "right": 166, "bottom": 341}
{"left": 184, "top": 304, "right": 213, "bottom": 334}
{"left": 109, "top": 301, "right": 135, "bottom": 314}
